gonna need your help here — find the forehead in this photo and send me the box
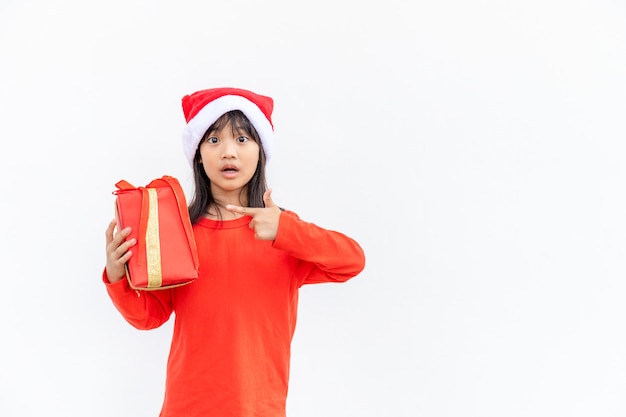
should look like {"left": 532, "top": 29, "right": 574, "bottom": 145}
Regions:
{"left": 210, "top": 112, "right": 251, "bottom": 133}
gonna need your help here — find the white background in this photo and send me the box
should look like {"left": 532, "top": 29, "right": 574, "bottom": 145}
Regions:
{"left": 1, "top": 0, "right": 626, "bottom": 416}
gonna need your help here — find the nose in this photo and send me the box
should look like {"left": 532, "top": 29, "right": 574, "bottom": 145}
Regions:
{"left": 220, "top": 139, "right": 237, "bottom": 159}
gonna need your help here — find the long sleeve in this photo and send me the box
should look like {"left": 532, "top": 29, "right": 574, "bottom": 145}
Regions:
{"left": 271, "top": 210, "right": 366, "bottom": 285}
{"left": 102, "top": 270, "right": 174, "bottom": 330}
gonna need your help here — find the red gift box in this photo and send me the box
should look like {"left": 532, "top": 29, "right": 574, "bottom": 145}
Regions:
{"left": 113, "top": 175, "right": 199, "bottom": 290}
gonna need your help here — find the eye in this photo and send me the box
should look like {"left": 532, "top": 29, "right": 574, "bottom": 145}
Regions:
{"left": 205, "top": 136, "right": 219, "bottom": 144}
{"left": 236, "top": 135, "right": 250, "bottom": 143}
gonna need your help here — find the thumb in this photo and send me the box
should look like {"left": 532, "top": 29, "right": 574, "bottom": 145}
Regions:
{"left": 263, "top": 189, "right": 277, "bottom": 208}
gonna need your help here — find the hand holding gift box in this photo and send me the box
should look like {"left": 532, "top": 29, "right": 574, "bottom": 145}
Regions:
{"left": 112, "top": 175, "right": 199, "bottom": 290}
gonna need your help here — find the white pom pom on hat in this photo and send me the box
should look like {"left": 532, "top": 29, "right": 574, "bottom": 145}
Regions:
{"left": 181, "top": 87, "right": 275, "bottom": 167}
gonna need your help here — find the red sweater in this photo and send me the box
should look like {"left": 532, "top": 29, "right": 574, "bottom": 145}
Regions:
{"left": 104, "top": 210, "right": 365, "bottom": 417}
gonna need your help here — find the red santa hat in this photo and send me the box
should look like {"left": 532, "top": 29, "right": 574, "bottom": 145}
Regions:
{"left": 181, "top": 87, "right": 275, "bottom": 167}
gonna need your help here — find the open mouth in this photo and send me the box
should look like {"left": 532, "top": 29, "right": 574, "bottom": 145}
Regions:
{"left": 221, "top": 165, "right": 240, "bottom": 177}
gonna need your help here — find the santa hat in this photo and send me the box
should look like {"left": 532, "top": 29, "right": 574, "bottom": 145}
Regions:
{"left": 181, "top": 87, "right": 274, "bottom": 167}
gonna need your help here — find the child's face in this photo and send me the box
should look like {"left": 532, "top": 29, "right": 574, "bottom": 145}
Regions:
{"left": 198, "top": 120, "right": 260, "bottom": 198}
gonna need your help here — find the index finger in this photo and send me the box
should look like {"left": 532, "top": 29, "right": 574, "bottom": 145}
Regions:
{"left": 225, "top": 204, "right": 258, "bottom": 216}
{"left": 105, "top": 219, "right": 118, "bottom": 243}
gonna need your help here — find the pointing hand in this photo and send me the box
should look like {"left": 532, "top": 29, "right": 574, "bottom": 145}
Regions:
{"left": 226, "top": 189, "right": 281, "bottom": 240}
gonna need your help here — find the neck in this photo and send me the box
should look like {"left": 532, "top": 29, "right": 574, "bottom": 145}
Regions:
{"left": 205, "top": 201, "right": 244, "bottom": 220}
{"left": 210, "top": 187, "right": 248, "bottom": 208}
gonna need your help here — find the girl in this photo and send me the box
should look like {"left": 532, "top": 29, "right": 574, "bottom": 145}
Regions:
{"left": 103, "top": 87, "right": 365, "bottom": 417}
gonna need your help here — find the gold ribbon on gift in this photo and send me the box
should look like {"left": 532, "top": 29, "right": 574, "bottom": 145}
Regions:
{"left": 145, "top": 188, "right": 163, "bottom": 288}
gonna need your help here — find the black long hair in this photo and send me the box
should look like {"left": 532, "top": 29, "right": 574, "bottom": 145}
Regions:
{"left": 188, "top": 110, "right": 268, "bottom": 223}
